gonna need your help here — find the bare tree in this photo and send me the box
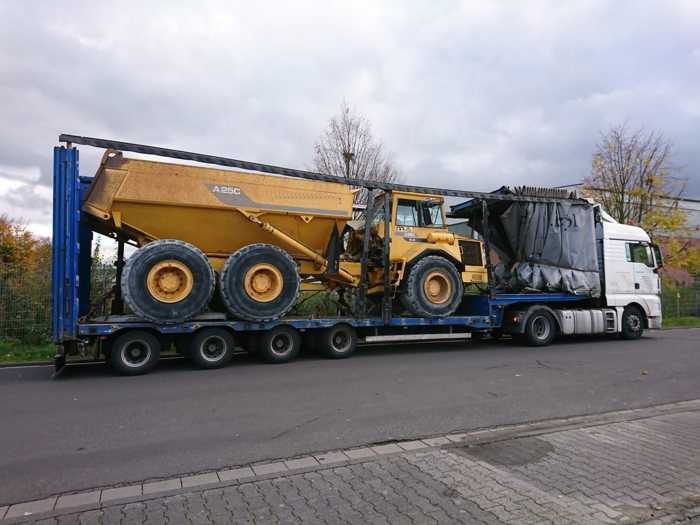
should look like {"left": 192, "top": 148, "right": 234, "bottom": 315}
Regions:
{"left": 584, "top": 124, "right": 700, "bottom": 274}
{"left": 584, "top": 124, "right": 684, "bottom": 227}
{"left": 313, "top": 102, "right": 400, "bottom": 208}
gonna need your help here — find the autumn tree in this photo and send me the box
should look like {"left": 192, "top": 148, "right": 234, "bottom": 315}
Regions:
{"left": 584, "top": 124, "right": 699, "bottom": 275}
{"left": 314, "top": 101, "right": 401, "bottom": 209}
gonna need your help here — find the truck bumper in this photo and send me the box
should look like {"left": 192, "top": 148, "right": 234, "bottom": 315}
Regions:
{"left": 647, "top": 316, "right": 662, "bottom": 330}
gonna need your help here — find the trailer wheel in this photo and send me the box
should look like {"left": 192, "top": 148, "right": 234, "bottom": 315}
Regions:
{"left": 219, "top": 244, "right": 300, "bottom": 322}
{"left": 524, "top": 310, "right": 556, "bottom": 346}
{"left": 190, "top": 328, "right": 235, "bottom": 369}
{"left": 317, "top": 324, "right": 357, "bottom": 359}
{"left": 621, "top": 306, "right": 644, "bottom": 340}
{"left": 258, "top": 325, "right": 300, "bottom": 363}
{"left": 400, "top": 256, "right": 463, "bottom": 317}
{"left": 122, "top": 240, "right": 214, "bottom": 323}
{"left": 110, "top": 330, "right": 161, "bottom": 375}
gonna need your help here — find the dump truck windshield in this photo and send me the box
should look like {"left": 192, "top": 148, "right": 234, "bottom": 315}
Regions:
{"left": 396, "top": 199, "right": 419, "bottom": 226}
{"left": 422, "top": 201, "right": 444, "bottom": 227}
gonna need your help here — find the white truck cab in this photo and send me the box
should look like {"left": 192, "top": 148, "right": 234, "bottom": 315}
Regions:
{"left": 596, "top": 208, "right": 663, "bottom": 331}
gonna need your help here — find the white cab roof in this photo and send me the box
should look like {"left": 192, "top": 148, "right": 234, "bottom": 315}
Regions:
{"left": 603, "top": 222, "right": 651, "bottom": 242}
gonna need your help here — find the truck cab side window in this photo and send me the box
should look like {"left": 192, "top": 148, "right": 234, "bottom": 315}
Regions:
{"left": 421, "top": 201, "right": 445, "bottom": 227}
{"left": 396, "top": 199, "right": 419, "bottom": 226}
{"left": 626, "top": 242, "right": 653, "bottom": 267}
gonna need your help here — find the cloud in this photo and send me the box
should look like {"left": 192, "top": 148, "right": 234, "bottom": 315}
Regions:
{"left": 1, "top": 0, "right": 699, "bottom": 237}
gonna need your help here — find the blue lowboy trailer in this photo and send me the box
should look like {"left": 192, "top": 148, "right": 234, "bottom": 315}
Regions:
{"left": 51, "top": 135, "right": 655, "bottom": 376}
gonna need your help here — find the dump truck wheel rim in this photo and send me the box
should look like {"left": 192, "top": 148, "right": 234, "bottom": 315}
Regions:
{"left": 244, "top": 263, "right": 283, "bottom": 303}
{"left": 423, "top": 271, "right": 452, "bottom": 305}
{"left": 147, "top": 260, "right": 194, "bottom": 303}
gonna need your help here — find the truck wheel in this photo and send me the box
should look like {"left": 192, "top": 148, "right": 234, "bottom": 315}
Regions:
{"left": 317, "top": 324, "right": 357, "bottom": 359}
{"left": 122, "top": 240, "right": 214, "bottom": 323}
{"left": 621, "top": 306, "right": 644, "bottom": 340}
{"left": 258, "top": 325, "right": 300, "bottom": 363}
{"left": 400, "top": 256, "right": 463, "bottom": 317}
{"left": 190, "top": 328, "right": 235, "bottom": 369}
{"left": 219, "top": 244, "right": 300, "bottom": 321}
{"left": 110, "top": 330, "right": 161, "bottom": 375}
{"left": 525, "top": 310, "right": 556, "bottom": 346}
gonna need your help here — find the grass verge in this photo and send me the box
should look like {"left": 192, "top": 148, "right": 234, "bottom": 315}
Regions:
{"left": 663, "top": 317, "right": 700, "bottom": 328}
{"left": 0, "top": 338, "right": 54, "bottom": 364}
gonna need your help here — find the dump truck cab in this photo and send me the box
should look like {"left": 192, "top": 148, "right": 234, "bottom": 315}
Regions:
{"left": 343, "top": 191, "right": 487, "bottom": 316}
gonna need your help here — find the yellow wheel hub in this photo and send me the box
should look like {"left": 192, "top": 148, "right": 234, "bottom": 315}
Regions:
{"left": 423, "top": 271, "right": 452, "bottom": 305}
{"left": 244, "top": 263, "right": 283, "bottom": 303}
{"left": 147, "top": 260, "right": 194, "bottom": 303}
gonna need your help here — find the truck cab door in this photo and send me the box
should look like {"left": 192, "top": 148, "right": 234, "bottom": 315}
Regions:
{"left": 626, "top": 242, "right": 659, "bottom": 295}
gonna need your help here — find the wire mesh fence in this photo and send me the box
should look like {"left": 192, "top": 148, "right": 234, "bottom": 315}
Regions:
{"left": 661, "top": 280, "right": 700, "bottom": 319}
{"left": 0, "top": 262, "right": 116, "bottom": 344}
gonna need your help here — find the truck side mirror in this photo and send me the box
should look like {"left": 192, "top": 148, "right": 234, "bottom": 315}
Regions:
{"left": 652, "top": 244, "right": 664, "bottom": 269}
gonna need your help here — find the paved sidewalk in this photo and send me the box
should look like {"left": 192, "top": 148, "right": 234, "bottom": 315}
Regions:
{"left": 3, "top": 401, "right": 700, "bottom": 524}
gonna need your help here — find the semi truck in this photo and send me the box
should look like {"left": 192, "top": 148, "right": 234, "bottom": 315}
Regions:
{"left": 52, "top": 135, "right": 663, "bottom": 376}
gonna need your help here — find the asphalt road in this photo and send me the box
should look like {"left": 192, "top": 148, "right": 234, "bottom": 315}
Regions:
{"left": 1, "top": 328, "right": 699, "bottom": 505}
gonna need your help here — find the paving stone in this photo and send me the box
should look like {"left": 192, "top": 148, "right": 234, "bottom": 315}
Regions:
{"left": 447, "top": 433, "right": 467, "bottom": 442}
{"left": 5, "top": 497, "right": 56, "bottom": 519}
{"left": 371, "top": 443, "right": 403, "bottom": 455}
{"left": 181, "top": 472, "right": 220, "bottom": 487}
{"left": 251, "top": 461, "right": 287, "bottom": 476}
{"left": 284, "top": 456, "right": 319, "bottom": 470}
{"left": 217, "top": 466, "right": 255, "bottom": 482}
{"left": 15, "top": 406, "right": 700, "bottom": 525}
{"left": 142, "top": 478, "right": 182, "bottom": 494}
{"left": 423, "top": 436, "right": 451, "bottom": 446}
{"left": 344, "top": 447, "right": 376, "bottom": 459}
{"left": 397, "top": 440, "right": 429, "bottom": 451}
{"left": 55, "top": 490, "right": 101, "bottom": 509}
{"left": 314, "top": 451, "right": 348, "bottom": 465}
{"left": 100, "top": 484, "right": 142, "bottom": 502}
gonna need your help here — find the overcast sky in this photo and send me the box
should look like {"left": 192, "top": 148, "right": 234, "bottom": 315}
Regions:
{"left": 1, "top": 1, "right": 699, "bottom": 237}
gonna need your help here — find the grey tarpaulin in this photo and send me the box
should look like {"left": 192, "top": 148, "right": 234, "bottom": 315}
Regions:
{"left": 450, "top": 188, "right": 601, "bottom": 297}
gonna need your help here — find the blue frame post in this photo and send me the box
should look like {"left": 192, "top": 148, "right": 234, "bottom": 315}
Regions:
{"left": 51, "top": 145, "right": 80, "bottom": 371}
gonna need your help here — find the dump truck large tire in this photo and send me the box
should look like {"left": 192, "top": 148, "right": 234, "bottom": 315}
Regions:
{"left": 219, "top": 243, "right": 300, "bottom": 322}
{"left": 122, "top": 240, "right": 214, "bottom": 323}
{"left": 400, "top": 256, "right": 463, "bottom": 317}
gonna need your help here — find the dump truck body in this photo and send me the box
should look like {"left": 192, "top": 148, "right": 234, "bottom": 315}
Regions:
{"left": 83, "top": 152, "right": 354, "bottom": 271}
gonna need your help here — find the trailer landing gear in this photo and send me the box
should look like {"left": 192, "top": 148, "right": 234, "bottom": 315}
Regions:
{"left": 53, "top": 347, "right": 67, "bottom": 378}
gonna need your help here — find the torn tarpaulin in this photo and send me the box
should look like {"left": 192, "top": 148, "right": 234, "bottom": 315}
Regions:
{"left": 453, "top": 189, "right": 601, "bottom": 297}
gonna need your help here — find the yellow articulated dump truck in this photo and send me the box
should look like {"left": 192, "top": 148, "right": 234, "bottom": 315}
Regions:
{"left": 82, "top": 150, "right": 487, "bottom": 324}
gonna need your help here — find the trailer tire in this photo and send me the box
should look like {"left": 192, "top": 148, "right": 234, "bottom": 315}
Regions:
{"left": 110, "top": 330, "right": 161, "bottom": 375}
{"left": 219, "top": 244, "right": 300, "bottom": 322}
{"left": 400, "top": 256, "right": 463, "bottom": 318}
{"left": 189, "top": 328, "right": 235, "bottom": 369}
{"left": 621, "top": 306, "right": 644, "bottom": 340}
{"left": 122, "top": 240, "right": 214, "bottom": 324}
{"left": 524, "top": 310, "right": 556, "bottom": 346}
{"left": 258, "top": 325, "right": 300, "bottom": 363}
{"left": 317, "top": 324, "right": 357, "bottom": 359}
